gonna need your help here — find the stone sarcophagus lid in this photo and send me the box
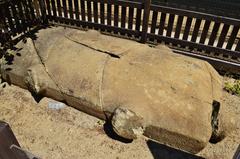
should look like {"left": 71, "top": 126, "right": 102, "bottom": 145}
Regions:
{"left": 1, "top": 27, "right": 222, "bottom": 154}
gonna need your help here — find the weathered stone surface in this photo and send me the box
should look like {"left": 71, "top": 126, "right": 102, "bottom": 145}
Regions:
{"left": 112, "top": 107, "right": 144, "bottom": 140}
{"left": 65, "top": 30, "right": 141, "bottom": 57}
{"left": 100, "top": 43, "right": 222, "bottom": 153}
{"left": 44, "top": 32, "right": 107, "bottom": 113}
{"left": 0, "top": 27, "right": 223, "bottom": 154}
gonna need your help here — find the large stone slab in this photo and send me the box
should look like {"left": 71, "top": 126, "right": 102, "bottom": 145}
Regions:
{"left": 0, "top": 27, "right": 222, "bottom": 154}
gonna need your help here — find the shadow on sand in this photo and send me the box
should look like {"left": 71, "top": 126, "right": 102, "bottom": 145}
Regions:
{"left": 147, "top": 140, "right": 204, "bottom": 159}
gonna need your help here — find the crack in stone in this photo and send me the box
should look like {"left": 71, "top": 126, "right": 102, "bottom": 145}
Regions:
{"left": 99, "top": 55, "right": 110, "bottom": 110}
{"left": 31, "top": 38, "right": 107, "bottom": 111}
{"left": 64, "top": 35, "right": 121, "bottom": 59}
{"left": 30, "top": 39, "right": 65, "bottom": 99}
{"left": 204, "top": 62, "right": 219, "bottom": 103}
{"left": 64, "top": 35, "right": 120, "bottom": 111}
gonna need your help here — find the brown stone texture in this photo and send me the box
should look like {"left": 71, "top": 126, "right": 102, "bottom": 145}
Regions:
{"left": 0, "top": 26, "right": 223, "bottom": 154}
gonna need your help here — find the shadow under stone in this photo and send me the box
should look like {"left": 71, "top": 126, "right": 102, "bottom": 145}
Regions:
{"left": 147, "top": 140, "right": 205, "bottom": 159}
{"left": 103, "top": 120, "right": 133, "bottom": 144}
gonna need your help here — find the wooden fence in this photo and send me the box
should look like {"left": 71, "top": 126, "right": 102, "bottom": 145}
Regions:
{"left": 0, "top": 0, "right": 42, "bottom": 35}
{"left": 149, "top": 0, "right": 240, "bottom": 19}
{"left": 42, "top": 0, "right": 240, "bottom": 63}
{"left": 1, "top": 0, "right": 240, "bottom": 66}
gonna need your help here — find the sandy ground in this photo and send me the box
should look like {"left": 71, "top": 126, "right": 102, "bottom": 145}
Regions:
{"left": 0, "top": 80, "right": 239, "bottom": 159}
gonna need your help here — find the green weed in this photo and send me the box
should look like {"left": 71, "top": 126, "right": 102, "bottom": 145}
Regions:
{"left": 224, "top": 80, "right": 240, "bottom": 96}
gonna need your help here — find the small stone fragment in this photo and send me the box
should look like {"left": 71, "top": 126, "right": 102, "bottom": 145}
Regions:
{"left": 111, "top": 107, "right": 144, "bottom": 140}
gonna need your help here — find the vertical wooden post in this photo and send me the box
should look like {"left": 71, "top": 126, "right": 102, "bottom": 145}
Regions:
{"left": 0, "top": 121, "right": 20, "bottom": 159}
{"left": 140, "top": 0, "right": 151, "bottom": 43}
{"left": 0, "top": 1, "right": 12, "bottom": 44}
{"left": 38, "top": 0, "right": 47, "bottom": 24}
{"left": 33, "top": 0, "right": 41, "bottom": 18}
{"left": 0, "top": 3, "right": 6, "bottom": 44}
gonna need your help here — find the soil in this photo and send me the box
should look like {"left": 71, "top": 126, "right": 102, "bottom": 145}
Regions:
{"left": 0, "top": 79, "right": 239, "bottom": 159}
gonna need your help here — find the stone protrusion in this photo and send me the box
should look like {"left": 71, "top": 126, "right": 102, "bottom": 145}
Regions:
{"left": 111, "top": 107, "right": 144, "bottom": 140}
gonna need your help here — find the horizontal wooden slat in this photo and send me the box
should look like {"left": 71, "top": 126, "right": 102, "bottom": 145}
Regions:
{"left": 90, "top": 0, "right": 142, "bottom": 9}
{"left": 48, "top": 15, "right": 141, "bottom": 36}
{"left": 151, "top": 4, "right": 240, "bottom": 26}
{"left": 172, "top": 49, "right": 240, "bottom": 75}
{"left": 147, "top": 33, "right": 240, "bottom": 59}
